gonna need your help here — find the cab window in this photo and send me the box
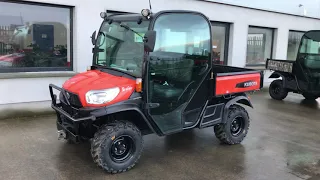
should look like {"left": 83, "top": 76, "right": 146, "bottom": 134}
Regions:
{"left": 299, "top": 31, "right": 320, "bottom": 69}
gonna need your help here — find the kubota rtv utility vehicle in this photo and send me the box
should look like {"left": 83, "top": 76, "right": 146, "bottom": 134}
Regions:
{"left": 267, "top": 30, "right": 320, "bottom": 101}
{"left": 49, "top": 9, "right": 263, "bottom": 173}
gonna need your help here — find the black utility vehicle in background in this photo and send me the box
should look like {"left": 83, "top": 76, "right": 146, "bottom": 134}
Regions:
{"left": 267, "top": 30, "right": 320, "bottom": 100}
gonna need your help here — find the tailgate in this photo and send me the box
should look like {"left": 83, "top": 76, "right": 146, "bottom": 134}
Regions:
{"left": 266, "top": 59, "right": 294, "bottom": 73}
{"left": 215, "top": 72, "right": 262, "bottom": 96}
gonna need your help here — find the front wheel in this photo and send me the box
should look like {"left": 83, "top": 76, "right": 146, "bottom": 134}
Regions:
{"left": 214, "top": 104, "right": 250, "bottom": 145}
{"left": 91, "top": 121, "right": 143, "bottom": 174}
{"left": 269, "top": 80, "right": 288, "bottom": 100}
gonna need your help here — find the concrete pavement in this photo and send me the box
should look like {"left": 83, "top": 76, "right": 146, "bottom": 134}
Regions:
{"left": 0, "top": 90, "right": 320, "bottom": 180}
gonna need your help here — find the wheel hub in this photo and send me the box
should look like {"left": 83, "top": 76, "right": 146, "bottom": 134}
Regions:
{"left": 110, "top": 135, "right": 135, "bottom": 162}
{"left": 230, "top": 116, "right": 244, "bottom": 136}
{"left": 273, "top": 85, "right": 281, "bottom": 94}
{"left": 114, "top": 140, "right": 127, "bottom": 155}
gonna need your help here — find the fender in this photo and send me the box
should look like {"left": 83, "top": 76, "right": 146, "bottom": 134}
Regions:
{"left": 90, "top": 99, "right": 161, "bottom": 135}
{"left": 269, "top": 72, "right": 287, "bottom": 87}
{"left": 269, "top": 72, "right": 282, "bottom": 79}
{"left": 222, "top": 95, "right": 252, "bottom": 123}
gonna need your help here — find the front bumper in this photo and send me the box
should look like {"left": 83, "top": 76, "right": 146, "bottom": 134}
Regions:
{"left": 56, "top": 121, "right": 80, "bottom": 142}
{"left": 51, "top": 103, "right": 96, "bottom": 122}
{"left": 49, "top": 84, "right": 145, "bottom": 141}
{"left": 49, "top": 84, "right": 100, "bottom": 142}
{"left": 49, "top": 84, "right": 97, "bottom": 122}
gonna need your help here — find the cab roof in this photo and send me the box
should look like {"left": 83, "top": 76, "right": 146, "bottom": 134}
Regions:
{"left": 104, "top": 10, "right": 209, "bottom": 23}
{"left": 106, "top": 13, "right": 145, "bottom": 22}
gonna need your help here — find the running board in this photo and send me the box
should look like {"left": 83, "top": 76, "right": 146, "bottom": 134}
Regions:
{"left": 199, "top": 103, "right": 224, "bottom": 129}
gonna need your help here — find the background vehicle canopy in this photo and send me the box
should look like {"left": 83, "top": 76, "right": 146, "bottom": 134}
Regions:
{"left": 93, "top": 19, "right": 149, "bottom": 77}
{"left": 298, "top": 30, "right": 320, "bottom": 71}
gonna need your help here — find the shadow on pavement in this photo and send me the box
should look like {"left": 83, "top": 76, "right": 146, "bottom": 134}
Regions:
{"left": 299, "top": 99, "right": 319, "bottom": 109}
{"left": 164, "top": 129, "right": 196, "bottom": 150}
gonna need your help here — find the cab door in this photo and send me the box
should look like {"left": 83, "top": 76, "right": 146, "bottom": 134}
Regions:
{"left": 145, "top": 12, "right": 212, "bottom": 135}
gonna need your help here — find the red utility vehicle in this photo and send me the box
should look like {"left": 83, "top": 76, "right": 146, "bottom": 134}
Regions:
{"left": 49, "top": 9, "right": 263, "bottom": 174}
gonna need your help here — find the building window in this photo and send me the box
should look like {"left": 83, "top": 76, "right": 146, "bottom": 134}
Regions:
{"left": 211, "top": 22, "right": 230, "bottom": 65}
{"left": 0, "top": 1, "right": 72, "bottom": 73}
{"left": 287, "top": 30, "right": 304, "bottom": 60}
{"left": 246, "top": 26, "right": 274, "bottom": 66}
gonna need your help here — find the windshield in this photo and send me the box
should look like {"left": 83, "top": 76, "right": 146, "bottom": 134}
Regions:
{"left": 93, "top": 20, "right": 149, "bottom": 77}
{"left": 298, "top": 31, "right": 320, "bottom": 70}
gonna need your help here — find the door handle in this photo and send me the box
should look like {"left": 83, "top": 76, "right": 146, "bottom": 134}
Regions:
{"left": 146, "top": 103, "right": 160, "bottom": 109}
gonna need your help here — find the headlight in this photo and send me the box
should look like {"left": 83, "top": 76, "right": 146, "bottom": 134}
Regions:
{"left": 85, "top": 87, "right": 120, "bottom": 105}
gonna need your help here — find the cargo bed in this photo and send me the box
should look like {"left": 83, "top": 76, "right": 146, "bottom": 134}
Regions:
{"left": 212, "top": 64, "right": 263, "bottom": 96}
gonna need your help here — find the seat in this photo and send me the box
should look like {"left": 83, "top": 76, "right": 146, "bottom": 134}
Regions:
{"left": 304, "top": 56, "right": 320, "bottom": 70}
{"left": 153, "top": 83, "right": 184, "bottom": 99}
{"left": 303, "top": 55, "right": 320, "bottom": 78}
{"left": 151, "top": 57, "right": 194, "bottom": 101}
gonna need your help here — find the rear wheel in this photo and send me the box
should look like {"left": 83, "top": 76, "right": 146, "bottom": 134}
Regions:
{"left": 269, "top": 80, "right": 288, "bottom": 100}
{"left": 214, "top": 104, "right": 250, "bottom": 145}
{"left": 90, "top": 121, "right": 143, "bottom": 174}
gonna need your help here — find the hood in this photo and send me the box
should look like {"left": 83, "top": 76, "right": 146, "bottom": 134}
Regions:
{"left": 0, "top": 53, "right": 24, "bottom": 62}
{"left": 63, "top": 70, "right": 136, "bottom": 107}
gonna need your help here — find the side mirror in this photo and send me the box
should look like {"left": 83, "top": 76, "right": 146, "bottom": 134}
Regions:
{"left": 144, "top": 30, "right": 156, "bottom": 52}
{"left": 91, "top": 31, "right": 97, "bottom": 45}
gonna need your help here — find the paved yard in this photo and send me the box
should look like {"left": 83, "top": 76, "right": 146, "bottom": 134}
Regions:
{"left": 1, "top": 90, "right": 320, "bottom": 180}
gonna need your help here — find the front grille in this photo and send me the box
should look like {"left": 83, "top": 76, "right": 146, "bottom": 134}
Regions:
{"left": 59, "top": 90, "right": 83, "bottom": 108}
{"left": 67, "top": 91, "right": 82, "bottom": 108}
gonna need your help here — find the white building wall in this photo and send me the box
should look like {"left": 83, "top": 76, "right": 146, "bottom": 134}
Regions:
{"left": 1, "top": 0, "right": 320, "bottom": 113}
{"left": 206, "top": 0, "right": 320, "bottom": 18}
{"left": 228, "top": 23, "right": 248, "bottom": 67}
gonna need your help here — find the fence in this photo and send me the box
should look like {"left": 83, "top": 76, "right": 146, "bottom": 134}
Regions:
{"left": 246, "top": 34, "right": 265, "bottom": 65}
{"left": 0, "top": 26, "right": 14, "bottom": 55}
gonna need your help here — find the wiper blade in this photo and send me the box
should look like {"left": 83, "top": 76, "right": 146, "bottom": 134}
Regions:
{"left": 97, "top": 31, "right": 124, "bottom": 43}
{"left": 120, "top": 23, "right": 145, "bottom": 40}
{"left": 95, "top": 65, "right": 136, "bottom": 77}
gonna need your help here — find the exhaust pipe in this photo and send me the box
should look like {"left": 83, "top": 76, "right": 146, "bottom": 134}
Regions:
{"left": 57, "top": 130, "right": 67, "bottom": 140}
